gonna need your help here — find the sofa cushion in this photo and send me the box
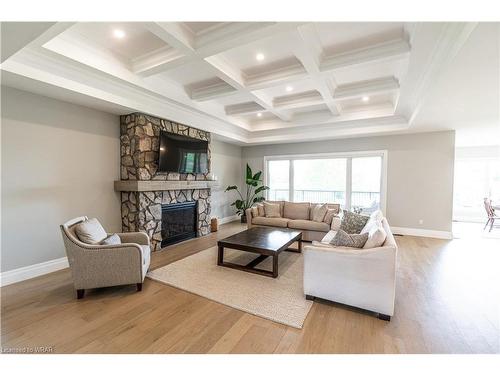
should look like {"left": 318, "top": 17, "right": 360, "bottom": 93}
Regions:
{"left": 340, "top": 210, "right": 370, "bottom": 234}
{"left": 310, "top": 203, "right": 328, "bottom": 222}
{"left": 284, "top": 202, "right": 310, "bottom": 220}
{"left": 321, "top": 230, "right": 337, "bottom": 244}
{"left": 288, "top": 219, "right": 330, "bottom": 232}
{"left": 75, "top": 218, "right": 107, "bottom": 244}
{"left": 100, "top": 233, "right": 121, "bottom": 245}
{"left": 266, "top": 200, "right": 284, "bottom": 217}
{"left": 361, "top": 209, "right": 384, "bottom": 234}
{"left": 330, "top": 229, "right": 369, "bottom": 248}
{"left": 264, "top": 202, "right": 281, "bottom": 218}
{"left": 256, "top": 203, "right": 265, "bottom": 217}
{"left": 363, "top": 222, "right": 387, "bottom": 249}
{"left": 252, "top": 216, "right": 290, "bottom": 228}
{"left": 323, "top": 208, "right": 338, "bottom": 225}
{"left": 251, "top": 206, "right": 259, "bottom": 218}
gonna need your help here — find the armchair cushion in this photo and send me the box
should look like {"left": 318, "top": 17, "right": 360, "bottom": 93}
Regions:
{"left": 75, "top": 218, "right": 107, "bottom": 244}
{"left": 100, "top": 233, "right": 121, "bottom": 245}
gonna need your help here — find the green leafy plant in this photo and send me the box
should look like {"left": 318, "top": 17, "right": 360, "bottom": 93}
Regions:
{"left": 225, "top": 164, "right": 269, "bottom": 221}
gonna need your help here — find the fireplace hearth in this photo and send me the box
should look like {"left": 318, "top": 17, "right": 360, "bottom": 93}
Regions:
{"left": 161, "top": 201, "right": 198, "bottom": 247}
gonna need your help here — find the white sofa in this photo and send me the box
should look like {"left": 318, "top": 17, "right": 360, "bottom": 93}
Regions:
{"left": 303, "top": 217, "right": 397, "bottom": 320}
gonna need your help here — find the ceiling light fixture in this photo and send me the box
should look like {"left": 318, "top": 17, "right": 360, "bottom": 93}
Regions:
{"left": 256, "top": 53, "right": 265, "bottom": 61}
{"left": 257, "top": 112, "right": 262, "bottom": 117}
{"left": 286, "top": 85, "right": 293, "bottom": 92}
{"left": 362, "top": 96, "right": 370, "bottom": 102}
{"left": 113, "top": 29, "right": 126, "bottom": 39}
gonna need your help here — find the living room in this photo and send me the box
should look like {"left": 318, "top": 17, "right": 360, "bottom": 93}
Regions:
{"left": 1, "top": 1, "right": 499, "bottom": 372}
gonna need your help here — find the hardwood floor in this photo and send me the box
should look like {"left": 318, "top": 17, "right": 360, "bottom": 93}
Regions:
{"left": 1, "top": 222, "right": 499, "bottom": 353}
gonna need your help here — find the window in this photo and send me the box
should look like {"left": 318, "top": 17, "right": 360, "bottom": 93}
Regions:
{"left": 267, "top": 160, "right": 290, "bottom": 201}
{"left": 264, "top": 151, "right": 386, "bottom": 214}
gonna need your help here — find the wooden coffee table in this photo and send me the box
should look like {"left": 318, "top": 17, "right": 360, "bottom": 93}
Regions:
{"left": 217, "top": 227, "right": 302, "bottom": 278}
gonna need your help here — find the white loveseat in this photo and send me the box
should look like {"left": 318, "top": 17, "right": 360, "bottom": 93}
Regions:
{"left": 303, "top": 217, "right": 397, "bottom": 320}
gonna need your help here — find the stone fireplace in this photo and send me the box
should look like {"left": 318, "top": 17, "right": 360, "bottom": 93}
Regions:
{"left": 115, "top": 113, "right": 216, "bottom": 251}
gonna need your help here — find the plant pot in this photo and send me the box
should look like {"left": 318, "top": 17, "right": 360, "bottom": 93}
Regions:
{"left": 240, "top": 214, "right": 247, "bottom": 224}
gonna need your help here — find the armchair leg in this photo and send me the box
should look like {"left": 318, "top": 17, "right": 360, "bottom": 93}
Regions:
{"left": 136, "top": 283, "right": 143, "bottom": 292}
{"left": 76, "top": 289, "right": 85, "bottom": 299}
{"left": 305, "top": 294, "right": 315, "bottom": 301}
{"left": 378, "top": 313, "right": 391, "bottom": 321}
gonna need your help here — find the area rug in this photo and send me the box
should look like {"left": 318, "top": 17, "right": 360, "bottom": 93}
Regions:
{"left": 147, "top": 246, "right": 312, "bottom": 328}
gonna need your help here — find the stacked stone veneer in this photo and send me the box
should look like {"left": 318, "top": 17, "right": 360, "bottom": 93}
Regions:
{"left": 120, "top": 113, "right": 211, "bottom": 251}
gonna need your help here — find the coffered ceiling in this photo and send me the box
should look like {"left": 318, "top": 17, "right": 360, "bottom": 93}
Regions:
{"left": 0, "top": 22, "right": 484, "bottom": 144}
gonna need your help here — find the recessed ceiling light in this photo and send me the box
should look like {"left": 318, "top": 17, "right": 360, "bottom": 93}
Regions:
{"left": 362, "top": 96, "right": 370, "bottom": 102}
{"left": 257, "top": 112, "right": 262, "bottom": 117}
{"left": 286, "top": 85, "right": 293, "bottom": 92}
{"left": 113, "top": 29, "right": 126, "bottom": 39}
{"left": 256, "top": 53, "right": 265, "bottom": 61}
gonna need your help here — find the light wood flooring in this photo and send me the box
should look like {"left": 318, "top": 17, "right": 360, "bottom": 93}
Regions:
{"left": 1, "top": 221, "right": 499, "bottom": 353}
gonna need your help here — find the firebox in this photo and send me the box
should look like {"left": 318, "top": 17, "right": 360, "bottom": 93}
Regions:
{"left": 161, "top": 201, "right": 197, "bottom": 247}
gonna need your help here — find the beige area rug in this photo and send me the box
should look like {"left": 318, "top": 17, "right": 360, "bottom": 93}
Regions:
{"left": 147, "top": 246, "right": 313, "bottom": 328}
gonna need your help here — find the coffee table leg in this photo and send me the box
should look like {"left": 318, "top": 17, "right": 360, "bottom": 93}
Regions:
{"left": 217, "top": 245, "right": 224, "bottom": 265}
{"left": 298, "top": 237, "right": 302, "bottom": 253}
{"left": 272, "top": 255, "right": 279, "bottom": 278}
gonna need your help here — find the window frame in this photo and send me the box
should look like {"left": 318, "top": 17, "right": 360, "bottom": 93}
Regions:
{"left": 263, "top": 150, "right": 388, "bottom": 214}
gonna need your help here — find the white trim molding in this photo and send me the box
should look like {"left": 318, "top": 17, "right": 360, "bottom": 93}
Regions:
{"left": 391, "top": 226, "right": 453, "bottom": 240}
{"left": 1, "top": 257, "right": 69, "bottom": 287}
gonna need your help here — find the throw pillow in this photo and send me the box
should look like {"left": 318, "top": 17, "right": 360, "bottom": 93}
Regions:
{"left": 340, "top": 210, "right": 370, "bottom": 234}
{"left": 257, "top": 203, "right": 265, "bottom": 217}
{"left": 330, "top": 229, "right": 369, "bottom": 248}
{"left": 264, "top": 202, "right": 281, "bottom": 218}
{"left": 323, "top": 208, "right": 338, "bottom": 225}
{"left": 361, "top": 210, "right": 384, "bottom": 234}
{"left": 251, "top": 206, "right": 259, "bottom": 218}
{"left": 311, "top": 203, "right": 328, "bottom": 222}
{"left": 363, "top": 223, "right": 387, "bottom": 249}
{"left": 75, "top": 218, "right": 107, "bottom": 244}
{"left": 100, "top": 233, "right": 122, "bottom": 246}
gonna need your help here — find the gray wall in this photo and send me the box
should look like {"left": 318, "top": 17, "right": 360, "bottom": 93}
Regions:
{"left": 1, "top": 87, "right": 122, "bottom": 272}
{"left": 210, "top": 139, "right": 243, "bottom": 220}
{"left": 1, "top": 87, "right": 244, "bottom": 272}
{"left": 242, "top": 131, "right": 455, "bottom": 232}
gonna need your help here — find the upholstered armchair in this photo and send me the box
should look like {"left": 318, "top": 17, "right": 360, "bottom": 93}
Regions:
{"left": 60, "top": 216, "right": 151, "bottom": 299}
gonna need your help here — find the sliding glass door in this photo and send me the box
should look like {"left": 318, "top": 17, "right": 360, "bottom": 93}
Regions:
{"left": 265, "top": 151, "right": 386, "bottom": 214}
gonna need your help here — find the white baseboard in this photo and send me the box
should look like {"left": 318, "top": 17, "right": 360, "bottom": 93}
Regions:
{"left": 391, "top": 226, "right": 453, "bottom": 240}
{"left": 1, "top": 257, "right": 69, "bottom": 287}
{"left": 217, "top": 215, "right": 240, "bottom": 225}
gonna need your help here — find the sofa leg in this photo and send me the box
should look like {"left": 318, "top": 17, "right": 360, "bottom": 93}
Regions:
{"left": 378, "top": 313, "right": 391, "bottom": 321}
{"left": 136, "top": 283, "right": 143, "bottom": 292}
{"left": 305, "top": 294, "right": 315, "bottom": 301}
{"left": 76, "top": 289, "right": 85, "bottom": 299}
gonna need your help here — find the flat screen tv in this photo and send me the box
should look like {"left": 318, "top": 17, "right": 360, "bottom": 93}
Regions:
{"left": 158, "top": 131, "right": 209, "bottom": 174}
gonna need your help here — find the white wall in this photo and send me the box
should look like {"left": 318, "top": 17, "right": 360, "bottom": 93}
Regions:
{"left": 242, "top": 131, "right": 455, "bottom": 233}
{"left": 1, "top": 87, "right": 122, "bottom": 272}
{"left": 210, "top": 139, "right": 243, "bottom": 220}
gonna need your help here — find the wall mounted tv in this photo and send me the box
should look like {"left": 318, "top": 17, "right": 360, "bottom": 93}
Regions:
{"left": 158, "top": 131, "right": 209, "bottom": 174}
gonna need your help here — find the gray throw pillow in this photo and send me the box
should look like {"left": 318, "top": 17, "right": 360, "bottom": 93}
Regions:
{"left": 100, "top": 233, "right": 121, "bottom": 246}
{"left": 330, "top": 229, "right": 369, "bottom": 248}
{"left": 340, "top": 210, "right": 370, "bottom": 234}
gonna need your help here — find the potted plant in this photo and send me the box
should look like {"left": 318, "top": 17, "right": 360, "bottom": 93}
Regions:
{"left": 225, "top": 164, "right": 269, "bottom": 223}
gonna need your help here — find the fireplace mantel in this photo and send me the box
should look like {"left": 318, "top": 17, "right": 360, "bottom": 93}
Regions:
{"left": 114, "top": 179, "right": 219, "bottom": 192}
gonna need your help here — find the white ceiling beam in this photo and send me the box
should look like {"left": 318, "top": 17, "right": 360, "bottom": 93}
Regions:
{"left": 320, "top": 38, "right": 411, "bottom": 72}
{"left": 293, "top": 26, "right": 340, "bottom": 116}
{"left": 203, "top": 55, "right": 291, "bottom": 121}
{"left": 189, "top": 80, "right": 237, "bottom": 101}
{"left": 273, "top": 90, "right": 324, "bottom": 110}
{"left": 225, "top": 101, "right": 265, "bottom": 115}
{"left": 131, "top": 47, "right": 188, "bottom": 77}
{"left": 333, "top": 76, "right": 400, "bottom": 101}
{"left": 244, "top": 61, "right": 308, "bottom": 90}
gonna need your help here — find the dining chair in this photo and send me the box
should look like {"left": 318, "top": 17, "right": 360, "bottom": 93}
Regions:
{"left": 483, "top": 198, "right": 499, "bottom": 232}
